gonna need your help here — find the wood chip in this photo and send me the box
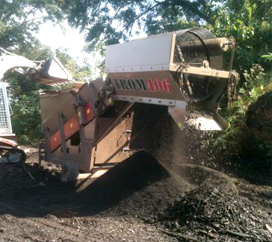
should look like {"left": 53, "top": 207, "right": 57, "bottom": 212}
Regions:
{"left": 225, "top": 230, "right": 253, "bottom": 238}
{"left": 198, "top": 230, "right": 219, "bottom": 238}
{"left": 265, "top": 224, "right": 272, "bottom": 234}
{"left": 160, "top": 229, "right": 198, "bottom": 241}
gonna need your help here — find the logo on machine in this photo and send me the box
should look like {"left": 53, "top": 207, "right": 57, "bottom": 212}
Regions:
{"left": 113, "top": 78, "right": 172, "bottom": 93}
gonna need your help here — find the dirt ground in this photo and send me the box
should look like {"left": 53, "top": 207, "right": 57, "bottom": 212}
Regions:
{"left": 0, "top": 144, "right": 272, "bottom": 242}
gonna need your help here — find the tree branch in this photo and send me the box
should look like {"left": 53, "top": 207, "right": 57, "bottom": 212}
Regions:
{"left": 121, "top": 2, "right": 163, "bottom": 34}
{"left": 167, "top": 0, "right": 214, "bottom": 24}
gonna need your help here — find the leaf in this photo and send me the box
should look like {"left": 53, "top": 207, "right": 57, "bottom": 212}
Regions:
{"left": 248, "top": 6, "right": 252, "bottom": 19}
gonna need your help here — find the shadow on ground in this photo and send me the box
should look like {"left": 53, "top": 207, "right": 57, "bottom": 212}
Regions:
{"left": 0, "top": 151, "right": 170, "bottom": 218}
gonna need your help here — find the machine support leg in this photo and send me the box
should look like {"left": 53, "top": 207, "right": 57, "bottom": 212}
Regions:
{"left": 91, "top": 90, "right": 105, "bottom": 165}
{"left": 58, "top": 113, "right": 68, "bottom": 160}
{"left": 78, "top": 105, "right": 92, "bottom": 171}
{"left": 44, "top": 126, "right": 51, "bottom": 162}
{"left": 88, "top": 82, "right": 97, "bottom": 110}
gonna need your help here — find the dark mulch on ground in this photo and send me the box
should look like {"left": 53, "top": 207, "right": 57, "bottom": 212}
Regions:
{"left": 0, "top": 148, "right": 272, "bottom": 241}
{"left": 159, "top": 177, "right": 272, "bottom": 241}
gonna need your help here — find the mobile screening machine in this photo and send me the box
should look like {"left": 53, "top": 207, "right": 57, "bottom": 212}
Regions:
{"left": 0, "top": 28, "right": 239, "bottom": 180}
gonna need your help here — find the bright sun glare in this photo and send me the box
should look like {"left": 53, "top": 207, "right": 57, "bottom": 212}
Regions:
{"left": 36, "top": 21, "right": 86, "bottom": 59}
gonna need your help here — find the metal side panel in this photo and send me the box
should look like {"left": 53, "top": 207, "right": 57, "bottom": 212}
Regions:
{"left": 52, "top": 139, "right": 92, "bottom": 172}
{"left": 93, "top": 115, "right": 133, "bottom": 165}
{"left": 105, "top": 33, "right": 175, "bottom": 73}
{"left": 108, "top": 71, "right": 185, "bottom": 102}
{"left": 76, "top": 78, "right": 104, "bottom": 106}
{"left": 40, "top": 92, "right": 76, "bottom": 134}
{"left": 49, "top": 105, "right": 133, "bottom": 172}
{"left": 40, "top": 92, "right": 73, "bottom": 124}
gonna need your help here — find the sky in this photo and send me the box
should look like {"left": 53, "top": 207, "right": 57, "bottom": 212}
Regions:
{"left": 36, "top": 20, "right": 147, "bottom": 59}
{"left": 36, "top": 21, "right": 104, "bottom": 78}
{"left": 36, "top": 21, "right": 86, "bottom": 60}
{"left": 36, "top": 20, "right": 147, "bottom": 79}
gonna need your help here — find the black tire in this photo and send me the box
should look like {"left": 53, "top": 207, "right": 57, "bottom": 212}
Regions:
{"left": 6, "top": 148, "right": 26, "bottom": 164}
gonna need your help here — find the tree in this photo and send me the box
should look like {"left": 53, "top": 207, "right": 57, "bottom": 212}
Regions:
{"left": 0, "top": 0, "right": 63, "bottom": 51}
{"left": 61, "top": 0, "right": 272, "bottom": 73}
{"left": 4, "top": 44, "right": 53, "bottom": 145}
{"left": 202, "top": 1, "right": 272, "bottom": 171}
{"left": 55, "top": 48, "right": 93, "bottom": 81}
{"left": 210, "top": 0, "right": 272, "bottom": 73}
{"left": 0, "top": 1, "right": 75, "bottom": 145}
{"left": 60, "top": 0, "right": 222, "bottom": 50}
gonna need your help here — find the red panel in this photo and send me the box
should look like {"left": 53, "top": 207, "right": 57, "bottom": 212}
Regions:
{"left": 64, "top": 115, "right": 79, "bottom": 139}
{"left": 50, "top": 130, "right": 61, "bottom": 151}
{"left": 84, "top": 102, "right": 94, "bottom": 123}
{"left": 49, "top": 102, "right": 94, "bottom": 153}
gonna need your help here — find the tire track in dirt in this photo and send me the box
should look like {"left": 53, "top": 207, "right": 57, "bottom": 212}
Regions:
{"left": 0, "top": 214, "right": 86, "bottom": 242}
{"left": 1, "top": 216, "right": 49, "bottom": 242}
{"left": 34, "top": 217, "right": 89, "bottom": 240}
{"left": 19, "top": 217, "right": 85, "bottom": 242}
{"left": 0, "top": 218, "right": 24, "bottom": 242}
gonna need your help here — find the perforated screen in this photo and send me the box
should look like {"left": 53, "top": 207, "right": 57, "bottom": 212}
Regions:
{"left": 174, "top": 28, "right": 226, "bottom": 103}
{"left": 0, "top": 83, "right": 12, "bottom": 134}
{"left": 0, "top": 88, "right": 8, "bottom": 130}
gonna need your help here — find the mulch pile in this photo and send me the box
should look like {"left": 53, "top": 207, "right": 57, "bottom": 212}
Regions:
{"left": 0, "top": 147, "right": 60, "bottom": 197}
{"left": 73, "top": 151, "right": 272, "bottom": 241}
{"left": 0, "top": 163, "right": 32, "bottom": 196}
{"left": 159, "top": 177, "right": 272, "bottom": 241}
{"left": 76, "top": 151, "right": 192, "bottom": 217}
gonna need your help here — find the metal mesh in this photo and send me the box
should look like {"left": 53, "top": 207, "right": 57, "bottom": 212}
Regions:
{"left": 0, "top": 87, "right": 8, "bottom": 129}
{"left": 174, "top": 28, "right": 225, "bottom": 103}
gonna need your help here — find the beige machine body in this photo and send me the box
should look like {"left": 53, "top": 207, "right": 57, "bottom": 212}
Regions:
{"left": 0, "top": 28, "right": 239, "bottom": 181}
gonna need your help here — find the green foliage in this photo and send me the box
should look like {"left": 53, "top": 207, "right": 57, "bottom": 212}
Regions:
{"left": 262, "top": 53, "right": 272, "bottom": 62}
{"left": 5, "top": 75, "right": 43, "bottom": 146}
{"left": 202, "top": 114, "right": 247, "bottom": 160}
{"left": 3, "top": 43, "right": 53, "bottom": 146}
{"left": 239, "top": 64, "right": 269, "bottom": 112}
{"left": 0, "top": 0, "right": 59, "bottom": 133}
{"left": 241, "top": 65, "right": 272, "bottom": 106}
{"left": 11, "top": 93, "right": 43, "bottom": 145}
{"left": 60, "top": 0, "right": 221, "bottom": 50}
{"left": 0, "top": 0, "right": 63, "bottom": 50}
{"left": 196, "top": 1, "right": 272, "bottom": 170}
{"left": 210, "top": 0, "right": 272, "bottom": 73}
{"left": 203, "top": 64, "right": 272, "bottom": 166}
{"left": 55, "top": 48, "right": 93, "bottom": 82}
{"left": 0, "top": 1, "right": 81, "bottom": 145}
